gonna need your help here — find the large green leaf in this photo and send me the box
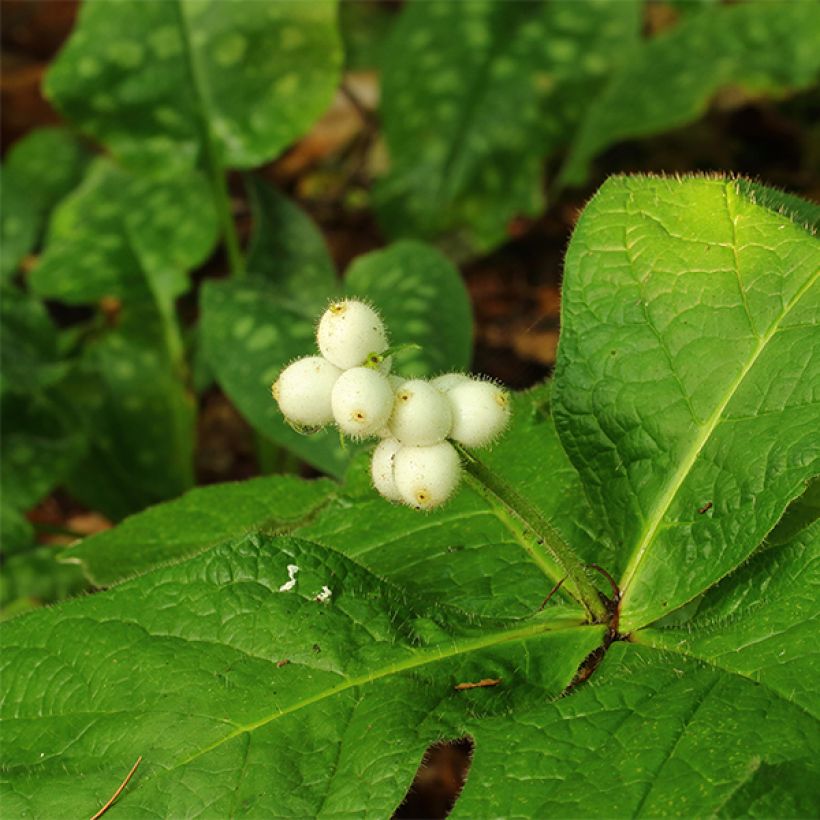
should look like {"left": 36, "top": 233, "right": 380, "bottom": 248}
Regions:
{"left": 64, "top": 305, "right": 196, "bottom": 520}
{"left": 639, "top": 520, "right": 819, "bottom": 717}
{"left": 61, "top": 475, "right": 336, "bottom": 587}
{"left": 0, "top": 534, "right": 602, "bottom": 817}
{"left": 561, "top": 1, "right": 820, "bottom": 185}
{"left": 202, "top": 232, "right": 472, "bottom": 476}
{"left": 45, "top": 0, "right": 342, "bottom": 174}
{"left": 554, "top": 176, "right": 819, "bottom": 631}
{"left": 455, "top": 642, "right": 819, "bottom": 818}
{"left": 30, "top": 157, "right": 218, "bottom": 304}
{"left": 376, "top": 0, "right": 640, "bottom": 253}
{"left": 0, "top": 127, "right": 89, "bottom": 280}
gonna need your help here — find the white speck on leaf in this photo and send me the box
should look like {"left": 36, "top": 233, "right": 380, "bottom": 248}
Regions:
{"left": 278, "top": 564, "right": 300, "bottom": 592}
{"left": 315, "top": 585, "right": 332, "bottom": 604}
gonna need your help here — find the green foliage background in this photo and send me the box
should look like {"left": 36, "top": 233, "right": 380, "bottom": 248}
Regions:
{"left": 1, "top": 1, "right": 819, "bottom": 817}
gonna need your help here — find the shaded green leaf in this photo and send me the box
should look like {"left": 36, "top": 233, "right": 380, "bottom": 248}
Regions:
{"left": 1, "top": 547, "right": 88, "bottom": 616}
{"left": 245, "top": 175, "right": 338, "bottom": 310}
{"left": 554, "top": 175, "right": 819, "bottom": 631}
{"left": 30, "top": 158, "right": 218, "bottom": 304}
{"left": 0, "top": 534, "right": 601, "bottom": 817}
{"left": 64, "top": 304, "right": 196, "bottom": 520}
{"left": 561, "top": 2, "right": 820, "bottom": 185}
{"left": 61, "top": 475, "right": 336, "bottom": 587}
{"left": 45, "top": 0, "right": 342, "bottom": 174}
{"left": 1, "top": 127, "right": 89, "bottom": 280}
{"left": 376, "top": 0, "right": 640, "bottom": 253}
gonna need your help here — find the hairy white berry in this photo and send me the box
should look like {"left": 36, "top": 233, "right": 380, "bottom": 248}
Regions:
{"left": 317, "top": 299, "right": 388, "bottom": 370}
{"left": 331, "top": 366, "right": 394, "bottom": 438}
{"left": 394, "top": 441, "right": 461, "bottom": 510}
{"left": 431, "top": 372, "right": 471, "bottom": 393}
{"left": 388, "top": 379, "right": 452, "bottom": 446}
{"left": 447, "top": 379, "right": 510, "bottom": 447}
{"left": 272, "top": 356, "right": 341, "bottom": 429}
{"left": 371, "top": 438, "right": 402, "bottom": 502}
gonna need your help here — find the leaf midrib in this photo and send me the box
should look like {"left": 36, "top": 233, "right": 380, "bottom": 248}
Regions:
{"left": 157, "top": 616, "right": 597, "bottom": 778}
{"left": 619, "top": 235, "right": 818, "bottom": 617}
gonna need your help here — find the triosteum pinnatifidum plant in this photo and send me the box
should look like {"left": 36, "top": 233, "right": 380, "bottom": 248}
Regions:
{"left": 2, "top": 175, "right": 819, "bottom": 818}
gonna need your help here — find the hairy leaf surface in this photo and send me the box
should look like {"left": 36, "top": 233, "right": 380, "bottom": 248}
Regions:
{"left": 554, "top": 176, "right": 819, "bottom": 630}
{"left": 45, "top": 0, "right": 342, "bottom": 173}
{"left": 0, "top": 535, "right": 601, "bottom": 817}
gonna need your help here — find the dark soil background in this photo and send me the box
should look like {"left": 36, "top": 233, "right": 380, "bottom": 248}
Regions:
{"left": 3, "top": 0, "right": 818, "bottom": 815}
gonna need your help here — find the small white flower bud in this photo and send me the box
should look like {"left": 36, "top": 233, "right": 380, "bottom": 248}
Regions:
{"left": 371, "top": 438, "right": 402, "bottom": 502}
{"left": 317, "top": 299, "right": 388, "bottom": 370}
{"left": 431, "top": 372, "right": 471, "bottom": 393}
{"left": 394, "top": 441, "right": 461, "bottom": 510}
{"left": 272, "top": 356, "right": 341, "bottom": 429}
{"left": 331, "top": 366, "right": 394, "bottom": 438}
{"left": 447, "top": 379, "right": 511, "bottom": 447}
{"left": 388, "top": 380, "right": 452, "bottom": 446}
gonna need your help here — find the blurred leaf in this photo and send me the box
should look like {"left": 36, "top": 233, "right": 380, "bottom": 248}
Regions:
{"left": 203, "top": 220, "right": 472, "bottom": 475}
{"left": 64, "top": 304, "right": 196, "bottom": 520}
{"left": 0, "top": 288, "right": 65, "bottom": 396}
{"left": 0, "top": 504, "right": 35, "bottom": 557}
{"left": 376, "top": 0, "right": 640, "bottom": 253}
{"left": 339, "top": 1, "right": 396, "bottom": 71}
{"left": 61, "top": 475, "right": 336, "bottom": 587}
{"left": 1, "top": 547, "right": 88, "bottom": 615}
{"left": 45, "top": 0, "right": 342, "bottom": 174}
{"left": 245, "top": 175, "right": 338, "bottom": 310}
{"left": 561, "top": 1, "right": 820, "bottom": 185}
{"left": 553, "top": 176, "right": 820, "bottom": 631}
{"left": 1, "top": 392, "right": 86, "bottom": 523}
{"left": 31, "top": 158, "right": 218, "bottom": 304}
{"left": 0, "top": 128, "right": 90, "bottom": 280}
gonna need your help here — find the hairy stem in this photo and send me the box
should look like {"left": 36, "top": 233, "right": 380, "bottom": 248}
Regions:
{"left": 457, "top": 445, "right": 609, "bottom": 623}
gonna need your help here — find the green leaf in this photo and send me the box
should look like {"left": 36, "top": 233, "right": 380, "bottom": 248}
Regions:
{"left": 296, "top": 384, "right": 614, "bottom": 618}
{"left": 45, "top": 0, "right": 342, "bottom": 174}
{"left": 454, "top": 642, "right": 819, "bottom": 818}
{"left": 0, "top": 534, "right": 602, "bottom": 817}
{"left": 61, "top": 475, "right": 336, "bottom": 587}
{"left": 554, "top": 176, "right": 820, "bottom": 632}
{"left": 202, "top": 237, "right": 472, "bottom": 475}
{"left": 0, "top": 127, "right": 89, "bottom": 280}
{"left": 244, "top": 175, "right": 338, "bottom": 310}
{"left": 768, "top": 477, "right": 819, "bottom": 546}
{"left": 31, "top": 157, "right": 218, "bottom": 304}
{"left": 376, "top": 0, "right": 640, "bottom": 253}
{"left": 638, "top": 520, "right": 819, "bottom": 718}
{"left": 561, "top": 1, "right": 820, "bottom": 185}
{"left": 1, "top": 547, "right": 88, "bottom": 615}
{"left": 64, "top": 304, "right": 196, "bottom": 520}
{"left": 0, "top": 288, "right": 65, "bottom": 396}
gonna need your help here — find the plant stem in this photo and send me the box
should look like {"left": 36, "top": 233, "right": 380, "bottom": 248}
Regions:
{"left": 457, "top": 445, "right": 609, "bottom": 623}
{"left": 209, "top": 156, "right": 245, "bottom": 279}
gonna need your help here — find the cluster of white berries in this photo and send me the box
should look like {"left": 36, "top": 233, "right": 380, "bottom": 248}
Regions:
{"left": 272, "top": 299, "right": 510, "bottom": 510}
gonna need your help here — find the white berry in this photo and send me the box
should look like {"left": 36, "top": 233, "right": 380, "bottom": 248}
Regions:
{"left": 331, "top": 367, "right": 394, "bottom": 438}
{"left": 272, "top": 356, "right": 341, "bottom": 429}
{"left": 447, "top": 379, "right": 511, "bottom": 447}
{"left": 388, "top": 380, "right": 452, "bottom": 446}
{"left": 431, "top": 372, "right": 470, "bottom": 393}
{"left": 317, "top": 299, "right": 388, "bottom": 370}
{"left": 371, "top": 438, "right": 402, "bottom": 502}
{"left": 394, "top": 441, "right": 461, "bottom": 510}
